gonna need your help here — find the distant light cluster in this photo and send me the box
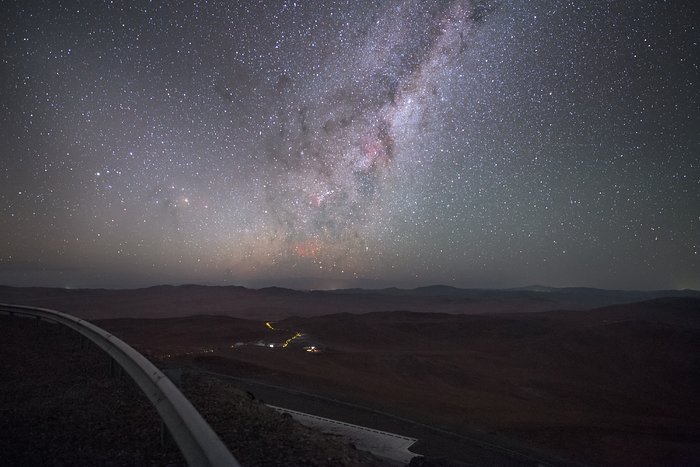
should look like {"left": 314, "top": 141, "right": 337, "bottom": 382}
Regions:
{"left": 1, "top": 0, "right": 698, "bottom": 289}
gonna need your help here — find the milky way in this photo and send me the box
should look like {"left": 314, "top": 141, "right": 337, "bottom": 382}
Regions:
{"left": 1, "top": 0, "right": 698, "bottom": 289}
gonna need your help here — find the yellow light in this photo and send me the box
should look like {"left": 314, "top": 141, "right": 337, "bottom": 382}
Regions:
{"left": 282, "top": 331, "right": 302, "bottom": 348}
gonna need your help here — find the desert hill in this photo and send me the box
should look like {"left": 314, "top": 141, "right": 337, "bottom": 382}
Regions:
{"left": 90, "top": 297, "right": 700, "bottom": 466}
{"left": 1, "top": 284, "right": 698, "bottom": 320}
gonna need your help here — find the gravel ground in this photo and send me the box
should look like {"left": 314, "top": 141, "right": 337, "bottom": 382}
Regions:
{"left": 182, "top": 372, "right": 391, "bottom": 467}
{"left": 0, "top": 315, "right": 184, "bottom": 466}
{"left": 0, "top": 315, "right": 391, "bottom": 466}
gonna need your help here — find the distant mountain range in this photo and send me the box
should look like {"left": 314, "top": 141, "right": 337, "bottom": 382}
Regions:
{"left": 1, "top": 284, "right": 698, "bottom": 320}
{"left": 325, "top": 284, "right": 700, "bottom": 304}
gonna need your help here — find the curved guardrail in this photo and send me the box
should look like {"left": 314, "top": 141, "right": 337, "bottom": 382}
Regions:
{"left": 0, "top": 303, "right": 241, "bottom": 467}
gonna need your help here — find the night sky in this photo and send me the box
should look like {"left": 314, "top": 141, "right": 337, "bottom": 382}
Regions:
{"left": 1, "top": 0, "right": 698, "bottom": 290}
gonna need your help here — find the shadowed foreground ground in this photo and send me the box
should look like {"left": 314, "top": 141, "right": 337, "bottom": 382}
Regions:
{"left": 4, "top": 296, "right": 700, "bottom": 466}
{"left": 0, "top": 315, "right": 390, "bottom": 467}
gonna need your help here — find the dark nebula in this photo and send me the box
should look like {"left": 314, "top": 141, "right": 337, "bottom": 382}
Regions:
{"left": 1, "top": 0, "right": 698, "bottom": 289}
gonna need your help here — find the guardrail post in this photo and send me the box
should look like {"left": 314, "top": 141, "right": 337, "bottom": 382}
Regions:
{"left": 160, "top": 419, "right": 172, "bottom": 449}
{"left": 109, "top": 357, "right": 123, "bottom": 378}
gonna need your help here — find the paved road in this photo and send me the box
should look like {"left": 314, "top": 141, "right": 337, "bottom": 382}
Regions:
{"left": 268, "top": 405, "right": 419, "bottom": 464}
{"left": 189, "top": 366, "right": 568, "bottom": 466}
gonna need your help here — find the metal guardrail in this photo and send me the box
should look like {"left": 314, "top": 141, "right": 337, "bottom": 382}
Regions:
{"left": 0, "top": 303, "right": 241, "bottom": 467}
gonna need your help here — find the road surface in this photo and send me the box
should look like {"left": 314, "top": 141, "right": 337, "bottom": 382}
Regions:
{"left": 268, "top": 405, "right": 419, "bottom": 464}
{"left": 190, "top": 365, "right": 566, "bottom": 466}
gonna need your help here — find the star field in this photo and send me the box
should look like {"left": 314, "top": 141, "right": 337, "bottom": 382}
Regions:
{"left": 1, "top": 0, "right": 698, "bottom": 289}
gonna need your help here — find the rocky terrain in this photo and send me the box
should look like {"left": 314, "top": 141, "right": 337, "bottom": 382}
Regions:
{"left": 2, "top": 284, "right": 699, "bottom": 320}
{"left": 96, "top": 298, "right": 700, "bottom": 466}
{"left": 0, "top": 314, "right": 390, "bottom": 466}
{"left": 3, "top": 288, "right": 700, "bottom": 466}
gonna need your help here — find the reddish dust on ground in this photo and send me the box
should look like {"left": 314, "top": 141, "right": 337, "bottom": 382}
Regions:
{"left": 3, "top": 284, "right": 700, "bottom": 466}
{"left": 0, "top": 315, "right": 390, "bottom": 467}
{"left": 90, "top": 297, "right": 700, "bottom": 466}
